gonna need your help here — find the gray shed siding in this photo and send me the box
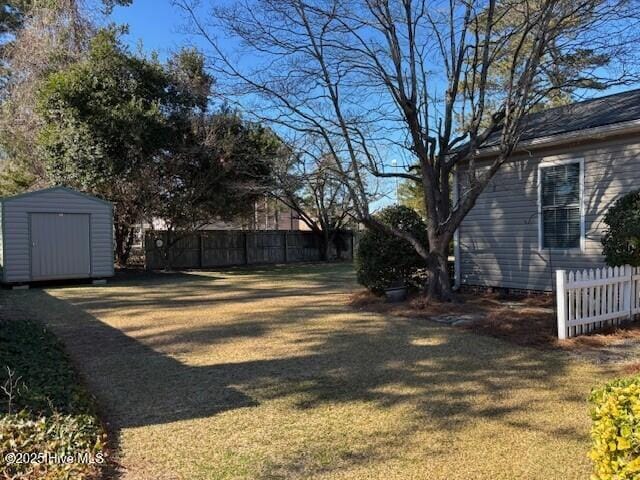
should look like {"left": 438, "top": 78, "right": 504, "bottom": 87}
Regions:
{"left": 458, "top": 135, "right": 640, "bottom": 291}
{"left": 1, "top": 188, "right": 114, "bottom": 283}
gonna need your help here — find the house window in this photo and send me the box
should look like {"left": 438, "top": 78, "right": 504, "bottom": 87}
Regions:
{"left": 539, "top": 161, "right": 582, "bottom": 250}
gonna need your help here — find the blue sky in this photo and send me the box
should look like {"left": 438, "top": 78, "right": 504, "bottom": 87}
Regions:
{"left": 104, "top": 1, "right": 430, "bottom": 208}
{"left": 104, "top": 1, "right": 636, "bottom": 209}
{"left": 103, "top": 1, "right": 406, "bottom": 208}
{"left": 107, "top": 0, "right": 196, "bottom": 59}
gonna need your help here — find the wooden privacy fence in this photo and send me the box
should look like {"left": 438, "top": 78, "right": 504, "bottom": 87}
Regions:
{"left": 556, "top": 265, "right": 640, "bottom": 339}
{"left": 144, "top": 230, "right": 354, "bottom": 270}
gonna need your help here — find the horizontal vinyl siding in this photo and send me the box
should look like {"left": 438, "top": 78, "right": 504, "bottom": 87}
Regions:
{"left": 2, "top": 189, "right": 114, "bottom": 282}
{"left": 89, "top": 211, "right": 114, "bottom": 277}
{"left": 458, "top": 135, "right": 640, "bottom": 291}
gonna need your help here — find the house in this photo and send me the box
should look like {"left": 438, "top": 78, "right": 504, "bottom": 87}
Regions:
{"left": 454, "top": 88, "right": 640, "bottom": 292}
{"left": 195, "top": 197, "right": 309, "bottom": 231}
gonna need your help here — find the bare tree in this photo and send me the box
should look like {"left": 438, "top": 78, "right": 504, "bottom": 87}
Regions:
{"left": 175, "top": 0, "right": 640, "bottom": 300}
{"left": 0, "top": 0, "right": 132, "bottom": 194}
{"left": 272, "top": 143, "right": 355, "bottom": 260}
{"left": 0, "top": 2, "right": 92, "bottom": 190}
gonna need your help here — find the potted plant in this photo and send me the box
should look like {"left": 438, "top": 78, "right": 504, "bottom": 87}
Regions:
{"left": 384, "top": 278, "right": 407, "bottom": 302}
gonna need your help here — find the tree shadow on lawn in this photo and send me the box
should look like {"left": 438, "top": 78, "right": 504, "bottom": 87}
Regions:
{"left": 110, "top": 261, "right": 355, "bottom": 287}
{"left": 58, "top": 269, "right": 352, "bottom": 316}
{"left": 6, "top": 271, "right": 595, "bottom": 476}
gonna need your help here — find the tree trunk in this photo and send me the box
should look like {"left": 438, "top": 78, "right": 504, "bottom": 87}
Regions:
{"left": 114, "top": 224, "right": 134, "bottom": 267}
{"left": 323, "top": 231, "right": 332, "bottom": 261}
{"left": 425, "top": 249, "right": 453, "bottom": 302}
{"left": 162, "top": 231, "right": 175, "bottom": 272}
{"left": 334, "top": 232, "right": 343, "bottom": 260}
{"left": 316, "top": 231, "right": 331, "bottom": 261}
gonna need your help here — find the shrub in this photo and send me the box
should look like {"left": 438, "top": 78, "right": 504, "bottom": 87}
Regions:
{"left": 355, "top": 205, "right": 428, "bottom": 294}
{"left": 589, "top": 375, "right": 640, "bottom": 480}
{"left": 0, "top": 318, "right": 106, "bottom": 479}
{"left": 602, "top": 190, "right": 640, "bottom": 267}
{"left": 0, "top": 319, "right": 96, "bottom": 415}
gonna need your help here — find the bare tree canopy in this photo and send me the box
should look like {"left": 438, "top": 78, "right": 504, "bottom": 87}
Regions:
{"left": 271, "top": 143, "right": 355, "bottom": 260}
{"left": 0, "top": 1, "right": 92, "bottom": 188}
{"left": 175, "top": 0, "right": 640, "bottom": 299}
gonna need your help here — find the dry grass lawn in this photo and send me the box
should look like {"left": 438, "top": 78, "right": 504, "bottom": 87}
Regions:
{"left": 3, "top": 263, "right": 620, "bottom": 479}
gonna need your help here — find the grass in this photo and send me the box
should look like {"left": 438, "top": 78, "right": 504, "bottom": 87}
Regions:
{"left": 1, "top": 263, "right": 621, "bottom": 479}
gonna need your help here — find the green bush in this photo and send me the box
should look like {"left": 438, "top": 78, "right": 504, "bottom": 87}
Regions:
{"left": 0, "top": 319, "right": 96, "bottom": 415}
{"left": 589, "top": 375, "right": 640, "bottom": 479}
{"left": 355, "top": 205, "right": 427, "bottom": 294}
{"left": 0, "top": 318, "right": 106, "bottom": 479}
{"left": 602, "top": 190, "right": 640, "bottom": 267}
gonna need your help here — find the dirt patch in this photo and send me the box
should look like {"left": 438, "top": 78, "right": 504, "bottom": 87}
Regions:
{"left": 620, "top": 362, "right": 640, "bottom": 375}
{"left": 350, "top": 289, "right": 640, "bottom": 364}
{"left": 349, "top": 290, "right": 551, "bottom": 318}
{"left": 560, "top": 325, "right": 640, "bottom": 365}
{"left": 459, "top": 305, "right": 559, "bottom": 348}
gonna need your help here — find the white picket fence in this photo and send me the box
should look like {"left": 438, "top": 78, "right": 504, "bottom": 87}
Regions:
{"left": 556, "top": 265, "right": 640, "bottom": 339}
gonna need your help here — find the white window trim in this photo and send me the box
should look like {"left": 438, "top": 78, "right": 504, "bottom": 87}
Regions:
{"left": 537, "top": 157, "right": 585, "bottom": 253}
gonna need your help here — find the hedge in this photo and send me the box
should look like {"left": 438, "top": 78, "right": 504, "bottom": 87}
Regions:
{"left": 602, "top": 190, "right": 640, "bottom": 267}
{"left": 589, "top": 375, "right": 640, "bottom": 480}
{"left": 355, "top": 205, "right": 427, "bottom": 294}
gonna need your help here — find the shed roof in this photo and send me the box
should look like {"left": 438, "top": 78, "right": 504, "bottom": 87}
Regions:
{"left": 1, "top": 186, "right": 112, "bottom": 206}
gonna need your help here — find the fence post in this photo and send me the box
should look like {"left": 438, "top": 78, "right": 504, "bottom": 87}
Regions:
{"left": 144, "top": 231, "right": 151, "bottom": 270}
{"left": 624, "top": 264, "right": 633, "bottom": 319}
{"left": 350, "top": 232, "right": 354, "bottom": 260}
{"left": 633, "top": 266, "right": 638, "bottom": 317}
{"left": 556, "top": 270, "right": 568, "bottom": 340}
{"left": 283, "top": 231, "right": 288, "bottom": 263}
{"left": 198, "top": 232, "right": 203, "bottom": 268}
{"left": 243, "top": 232, "right": 249, "bottom": 265}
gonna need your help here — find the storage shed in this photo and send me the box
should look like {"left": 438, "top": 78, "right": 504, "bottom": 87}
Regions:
{"left": 0, "top": 187, "right": 114, "bottom": 283}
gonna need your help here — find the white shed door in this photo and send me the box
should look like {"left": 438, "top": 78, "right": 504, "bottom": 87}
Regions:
{"left": 30, "top": 213, "right": 91, "bottom": 280}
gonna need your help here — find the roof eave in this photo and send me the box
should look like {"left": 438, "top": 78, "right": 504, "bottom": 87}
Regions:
{"left": 472, "top": 118, "right": 640, "bottom": 159}
{"left": 0, "top": 186, "right": 112, "bottom": 206}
